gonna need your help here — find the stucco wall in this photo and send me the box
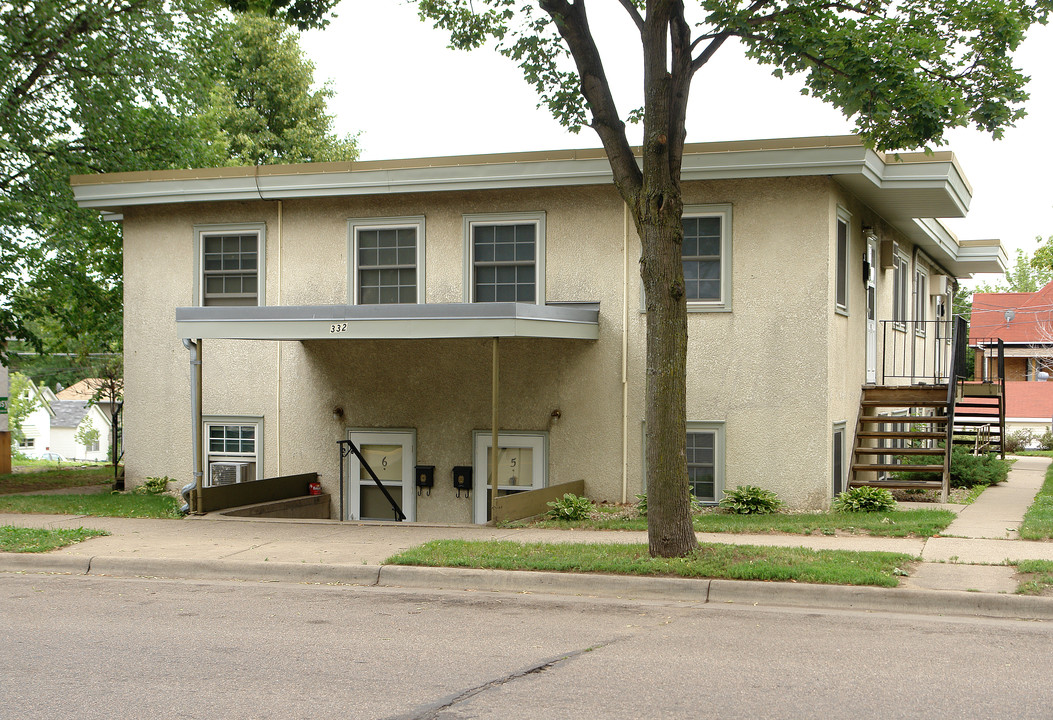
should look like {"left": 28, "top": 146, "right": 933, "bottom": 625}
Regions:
{"left": 122, "top": 175, "right": 928, "bottom": 516}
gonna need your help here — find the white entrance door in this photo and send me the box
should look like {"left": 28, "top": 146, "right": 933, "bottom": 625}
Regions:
{"left": 347, "top": 430, "right": 415, "bottom": 521}
{"left": 866, "top": 237, "right": 879, "bottom": 384}
{"left": 473, "top": 432, "right": 546, "bottom": 523}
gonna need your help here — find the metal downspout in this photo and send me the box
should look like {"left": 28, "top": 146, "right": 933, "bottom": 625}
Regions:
{"left": 621, "top": 202, "right": 630, "bottom": 504}
{"left": 491, "top": 337, "right": 500, "bottom": 523}
{"left": 181, "top": 338, "right": 203, "bottom": 514}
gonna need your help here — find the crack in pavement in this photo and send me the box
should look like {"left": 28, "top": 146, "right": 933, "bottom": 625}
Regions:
{"left": 384, "top": 639, "right": 619, "bottom": 720}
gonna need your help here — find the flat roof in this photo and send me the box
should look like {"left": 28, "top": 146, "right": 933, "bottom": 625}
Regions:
{"left": 174, "top": 302, "right": 600, "bottom": 342}
{"left": 71, "top": 134, "right": 1003, "bottom": 278}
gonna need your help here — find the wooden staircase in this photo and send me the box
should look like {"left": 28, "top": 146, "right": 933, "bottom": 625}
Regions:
{"left": 950, "top": 384, "right": 1006, "bottom": 456}
{"left": 850, "top": 385, "right": 951, "bottom": 499}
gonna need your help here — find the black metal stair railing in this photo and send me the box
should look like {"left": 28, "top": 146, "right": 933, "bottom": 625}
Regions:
{"left": 338, "top": 439, "right": 406, "bottom": 521}
{"left": 878, "top": 319, "right": 955, "bottom": 385}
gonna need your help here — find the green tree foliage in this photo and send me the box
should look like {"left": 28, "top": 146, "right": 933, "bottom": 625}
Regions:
{"left": 1031, "top": 234, "right": 1053, "bottom": 281}
{"left": 235, "top": 0, "right": 1048, "bottom": 556}
{"left": 201, "top": 12, "right": 359, "bottom": 166}
{"left": 74, "top": 417, "right": 100, "bottom": 453}
{"left": 2, "top": 5, "right": 357, "bottom": 372}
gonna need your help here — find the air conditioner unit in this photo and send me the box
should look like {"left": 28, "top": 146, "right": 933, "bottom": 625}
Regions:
{"left": 209, "top": 462, "right": 249, "bottom": 487}
{"left": 931, "top": 275, "right": 950, "bottom": 296}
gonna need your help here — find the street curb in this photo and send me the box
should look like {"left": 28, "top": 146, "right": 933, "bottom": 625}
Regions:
{"left": 83, "top": 556, "right": 382, "bottom": 585}
{"left": 6, "top": 555, "right": 1053, "bottom": 620}
{"left": 377, "top": 565, "right": 712, "bottom": 601}
{"left": 0, "top": 554, "right": 91, "bottom": 575}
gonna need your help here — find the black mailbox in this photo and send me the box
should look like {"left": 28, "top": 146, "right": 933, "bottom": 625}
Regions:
{"left": 415, "top": 465, "right": 434, "bottom": 496}
{"left": 452, "top": 466, "right": 473, "bottom": 497}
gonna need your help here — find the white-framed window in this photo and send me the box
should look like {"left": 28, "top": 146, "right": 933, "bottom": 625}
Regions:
{"left": 892, "top": 250, "right": 909, "bottom": 329}
{"left": 472, "top": 430, "right": 547, "bottom": 523}
{"left": 347, "top": 429, "right": 416, "bottom": 522}
{"left": 683, "top": 204, "right": 732, "bottom": 312}
{"left": 349, "top": 217, "right": 425, "bottom": 305}
{"left": 913, "top": 263, "right": 928, "bottom": 335}
{"left": 24, "top": 437, "right": 35, "bottom": 448}
{"left": 463, "top": 212, "right": 546, "bottom": 304}
{"left": 834, "top": 209, "right": 850, "bottom": 315}
{"left": 832, "top": 422, "right": 846, "bottom": 496}
{"left": 686, "top": 422, "right": 724, "bottom": 503}
{"left": 195, "top": 223, "right": 266, "bottom": 307}
{"left": 204, "top": 416, "right": 262, "bottom": 486}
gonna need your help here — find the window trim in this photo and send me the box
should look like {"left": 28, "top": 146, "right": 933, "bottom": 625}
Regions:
{"left": 203, "top": 415, "right": 264, "bottom": 482}
{"left": 348, "top": 216, "right": 426, "bottom": 305}
{"left": 194, "top": 223, "right": 267, "bottom": 307}
{"left": 913, "top": 261, "right": 928, "bottom": 336}
{"left": 832, "top": 421, "right": 846, "bottom": 497}
{"left": 463, "top": 212, "right": 546, "bottom": 305}
{"left": 686, "top": 421, "right": 725, "bottom": 504}
{"left": 346, "top": 427, "right": 416, "bottom": 522}
{"left": 683, "top": 204, "right": 733, "bottom": 313}
{"left": 834, "top": 208, "right": 850, "bottom": 316}
{"left": 892, "top": 249, "right": 909, "bottom": 331}
{"left": 472, "top": 430, "right": 548, "bottom": 523}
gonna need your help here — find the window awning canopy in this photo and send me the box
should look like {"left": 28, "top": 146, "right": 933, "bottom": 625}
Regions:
{"left": 175, "top": 302, "right": 600, "bottom": 341}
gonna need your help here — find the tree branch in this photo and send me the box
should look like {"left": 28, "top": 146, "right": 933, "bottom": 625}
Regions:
{"left": 539, "top": 0, "right": 642, "bottom": 196}
{"left": 616, "top": 0, "right": 645, "bottom": 33}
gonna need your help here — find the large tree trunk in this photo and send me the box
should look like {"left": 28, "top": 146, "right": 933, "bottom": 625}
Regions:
{"left": 639, "top": 195, "right": 698, "bottom": 557}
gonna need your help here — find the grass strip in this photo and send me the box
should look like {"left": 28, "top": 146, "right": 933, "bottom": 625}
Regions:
{"left": 1020, "top": 461, "right": 1053, "bottom": 540}
{"left": 0, "top": 467, "right": 115, "bottom": 495}
{"left": 0, "top": 492, "right": 181, "bottom": 519}
{"left": 0, "top": 526, "right": 109, "bottom": 553}
{"left": 386, "top": 539, "right": 916, "bottom": 588}
{"left": 507, "top": 509, "right": 954, "bottom": 537}
{"left": 1014, "top": 560, "right": 1053, "bottom": 595}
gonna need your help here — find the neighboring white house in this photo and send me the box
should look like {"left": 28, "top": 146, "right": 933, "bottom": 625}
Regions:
{"left": 22, "top": 380, "right": 112, "bottom": 461}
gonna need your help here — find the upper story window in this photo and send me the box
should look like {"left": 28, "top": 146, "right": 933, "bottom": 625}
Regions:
{"left": 835, "top": 209, "right": 850, "bottom": 315}
{"left": 892, "top": 250, "right": 909, "bottom": 328}
{"left": 682, "top": 204, "right": 732, "bottom": 312}
{"left": 464, "top": 212, "right": 546, "bottom": 304}
{"left": 349, "top": 217, "right": 425, "bottom": 304}
{"left": 914, "top": 263, "right": 928, "bottom": 334}
{"left": 195, "top": 223, "right": 266, "bottom": 307}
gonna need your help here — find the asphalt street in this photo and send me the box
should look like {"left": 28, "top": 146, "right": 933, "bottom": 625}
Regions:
{"left": 3, "top": 573, "right": 1052, "bottom": 719}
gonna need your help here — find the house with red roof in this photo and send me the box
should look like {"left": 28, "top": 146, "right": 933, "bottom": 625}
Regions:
{"left": 971, "top": 281, "right": 1053, "bottom": 434}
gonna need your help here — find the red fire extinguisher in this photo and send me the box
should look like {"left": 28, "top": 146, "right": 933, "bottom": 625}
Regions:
{"left": 308, "top": 479, "right": 322, "bottom": 496}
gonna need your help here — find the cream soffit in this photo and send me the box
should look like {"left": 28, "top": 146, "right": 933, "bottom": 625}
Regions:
{"left": 72, "top": 135, "right": 966, "bottom": 215}
{"left": 174, "top": 302, "right": 600, "bottom": 341}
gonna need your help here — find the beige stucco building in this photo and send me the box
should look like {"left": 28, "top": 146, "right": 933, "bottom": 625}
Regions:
{"left": 72, "top": 135, "right": 1006, "bottom": 521}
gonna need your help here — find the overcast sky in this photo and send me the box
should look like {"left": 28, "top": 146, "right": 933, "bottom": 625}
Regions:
{"left": 303, "top": 4, "right": 1053, "bottom": 284}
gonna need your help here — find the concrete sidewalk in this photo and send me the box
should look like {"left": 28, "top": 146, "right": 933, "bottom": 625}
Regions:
{"left": 2, "top": 455, "right": 1052, "bottom": 619}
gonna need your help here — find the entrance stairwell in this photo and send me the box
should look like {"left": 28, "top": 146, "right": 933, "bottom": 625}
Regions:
{"left": 849, "top": 318, "right": 1005, "bottom": 502}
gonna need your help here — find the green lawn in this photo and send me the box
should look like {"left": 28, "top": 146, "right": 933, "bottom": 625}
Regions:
{"left": 507, "top": 508, "right": 955, "bottom": 538}
{"left": 1020, "top": 461, "right": 1053, "bottom": 540}
{"left": 387, "top": 539, "right": 916, "bottom": 588}
{"left": 0, "top": 491, "right": 181, "bottom": 519}
{"left": 1016, "top": 559, "right": 1053, "bottom": 595}
{"left": 0, "top": 466, "right": 115, "bottom": 495}
{"left": 0, "top": 525, "right": 109, "bottom": 552}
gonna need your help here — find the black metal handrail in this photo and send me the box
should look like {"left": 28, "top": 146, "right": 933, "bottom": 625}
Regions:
{"left": 338, "top": 439, "right": 406, "bottom": 521}
{"left": 970, "top": 335, "right": 1006, "bottom": 458}
{"left": 878, "top": 319, "right": 954, "bottom": 384}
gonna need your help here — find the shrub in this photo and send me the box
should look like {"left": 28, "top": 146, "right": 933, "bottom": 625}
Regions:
{"left": 719, "top": 485, "right": 783, "bottom": 515}
{"left": 948, "top": 448, "right": 1010, "bottom": 488}
{"left": 635, "top": 492, "right": 647, "bottom": 516}
{"left": 1005, "top": 429, "right": 1035, "bottom": 454}
{"left": 833, "top": 486, "right": 896, "bottom": 513}
{"left": 134, "top": 476, "right": 171, "bottom": 495}
{"left": 546, "top": 493, "right": 594, "bottom": 521}
{"left": 1037, "top": 431, "right": 1053, "bottom": 452}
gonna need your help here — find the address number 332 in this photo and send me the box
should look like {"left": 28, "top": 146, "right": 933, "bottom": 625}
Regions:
{"left": 329, "top": 322, "right": 348, "bottom": 334}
